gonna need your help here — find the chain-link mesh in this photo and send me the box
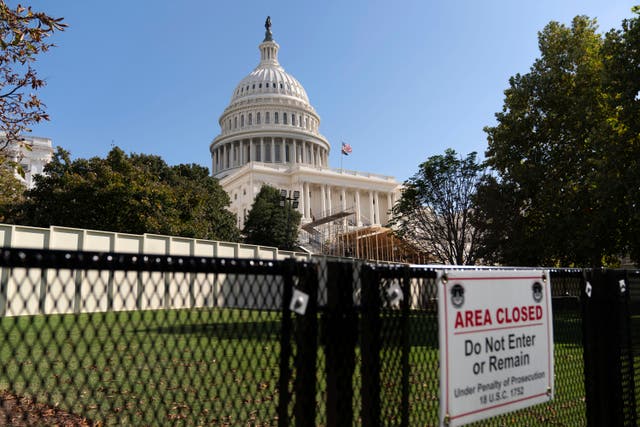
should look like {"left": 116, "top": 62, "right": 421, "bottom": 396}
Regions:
{"left": 0, "top": 248, "right": 636, "bottom": 426}
{"left": 625, "top": 270, "right": 640, "bottom": 425}
{"left": 0, "top": 249, "right": 306, "bottom": 426}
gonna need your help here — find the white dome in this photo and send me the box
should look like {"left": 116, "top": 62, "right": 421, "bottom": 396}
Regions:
{"left": 210, "top": 19, "right": 330, "bottom": 180}
{"left": 229, "top": 40, "right": 310, "bottom": 106}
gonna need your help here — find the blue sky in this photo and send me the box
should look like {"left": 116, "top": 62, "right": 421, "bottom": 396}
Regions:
{"left": 27, "top": 0, "right": 637, "bottom": 182}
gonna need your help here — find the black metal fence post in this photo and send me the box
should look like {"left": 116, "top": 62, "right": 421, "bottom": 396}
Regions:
{"left": 400, "top": 266, "right": 411, "bottom": 427}
{"left": 324, "top": 261, "right": 357, "bottom": 426}
{"left": 582, "top": 268, "right": 635, "bottom": 426}
{"left": 361, "top": 264, "right": 381, "bottom": 427}
{"left": 293, "top": 262, "right": 319, "bottom": 427}
{"left": 278, "top": 259, "right": 295, "bottom": 427}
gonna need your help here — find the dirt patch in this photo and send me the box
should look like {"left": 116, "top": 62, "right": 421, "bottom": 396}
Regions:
{"left": 0, "top": 390, "right": 94, "bottom": 426}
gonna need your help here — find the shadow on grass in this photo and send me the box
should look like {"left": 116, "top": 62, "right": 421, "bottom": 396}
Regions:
{"left": 135, "top": 320, "right": 283, "bottom": 341}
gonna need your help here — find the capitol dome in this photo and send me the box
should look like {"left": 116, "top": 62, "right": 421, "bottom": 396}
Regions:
{"left": 209, "top": 17, "right": 400, "bottom": 240}
{"left": 210, "top": 19, "right": 330, "bottom": 179}
{"left": 229, "top": 41, "right": 310, "bottom": 106}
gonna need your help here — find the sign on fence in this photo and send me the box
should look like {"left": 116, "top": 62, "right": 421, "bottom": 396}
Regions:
{"left": 438, "top": 270, "right": 554, "bottom": 426}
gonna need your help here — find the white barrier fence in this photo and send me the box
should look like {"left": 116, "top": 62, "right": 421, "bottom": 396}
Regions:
{"left": 0, "top": 224, "right": 311, "bottom": 317}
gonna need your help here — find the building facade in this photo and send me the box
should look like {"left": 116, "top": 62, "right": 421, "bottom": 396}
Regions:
{"left": 209, "top": 19, "right": 400, "bottom": 238}
{"left": 2, "top": 134, "right": 54, "bottom": 189}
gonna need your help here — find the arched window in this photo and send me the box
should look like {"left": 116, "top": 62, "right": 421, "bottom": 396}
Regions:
{"left": 241, "top": 115, "right": 244, "bottom": 127}
{"left": 274, "top": 112, "right": 279, "bottom": 124}
{"left": 291, "top": 114, "right": 296, "bottom": 126}
{"left": 234, "top": 117, "right": 237, "bottom": 128}
{"left": 305, "top": 117, "right": 309, "bottom": 129}
{"left": 257, "top": 112, "right": 261, "bottom": 124}
{"left": 248, "top": 113, "right": 252, "bottom": 125}
{"left": 283, "top": 113, "right": 288, "bottom": 125}
{"left": 266, "top": 112, "right": 270, "bottom": 124}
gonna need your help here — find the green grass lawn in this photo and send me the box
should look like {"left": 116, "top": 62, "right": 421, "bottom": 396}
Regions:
{"left": 0, "top": 308, "right": 284, "bottom": 425}
{"left": 0, "top": 308, "right": 588, "bottom": 426}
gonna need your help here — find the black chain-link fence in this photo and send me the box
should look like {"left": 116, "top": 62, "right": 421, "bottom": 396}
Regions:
{"left": 0, "top": 248, "right": 637, "bottom": 426}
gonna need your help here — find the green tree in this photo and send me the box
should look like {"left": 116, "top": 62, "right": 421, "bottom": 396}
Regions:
{"left": 0, "top": 2, "right": 66, "bottom": 162}
{"left": 243, "top": 185, "right": 301, "bottom": 250}
{"left": 0, "top": 162, "right": 24, "bottom": 221}
{"left": 600, "top": 8, "right": 640, "bottom": 263}
{"left": 390, "top": 149, "right": 484, "bottom": 265}
{"left": 12, "top": 147, "right": 240, "bottom": 241}
{"left": 478, "top": 16, "right": 618, "bottom": 266}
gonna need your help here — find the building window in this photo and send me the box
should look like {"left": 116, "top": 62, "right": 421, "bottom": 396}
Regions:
{"left": 234, "top": 117, "right": 237, "bottom": 128}
{"left": 252, "top": 84, "right": 255, "bottom": 89}
{"left": 275, "top": 142, "right": 281, "bottom": 162}
{"left": 274, "top": 112, "right": 279, "bottom": 124}
{"left": 257, "top": 112, "right": 261, "bottom": 124}
{"left": 228, "top": 119, "right": 231, "bottom": 130}
{"left": 266, "top": 82, "right": 269, "bottom": 88}
{"left": 259, "top": 83, "right": 262, "bottom": 88}
{"left": 305, "top": 117, "right": 309, "bottom": 129}
{"left": 248, "top": 113, "right": 252, "bottom": 125}
{"left": 283, "top": 113, "right": 288, "bottom": 125}
{"left": 241, "top": 115, "right": 244, "bottom": 127}
{"left": 264, "top": 142, "right": 271, "bottom": 162}
{"left": 291, "top": 115, "right": 295, "bottom": 126}
{"left": 266, "top": 112, "right": 270, "bottom": 124}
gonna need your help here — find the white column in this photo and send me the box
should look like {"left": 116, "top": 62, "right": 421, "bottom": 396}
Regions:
{"left": 249, "top": 139, "right": 254, "bottom": 162}
{"left": 270, "top": 138, "right": 275, "bottom": 163}
{"left": 374, "top": 192, "right": 380, "bottom": 225}
{"left": 355, "top": 190, "right": 362, "bottom": 226}
{"left": 280, "top": 139, "right": 286, "bottom": 164}
{"left": 326, "top": 185, "right": 332, "bottom": 215}
{"left": 212, "top": 150, "right": 216, "bottom": 174}
{"left": 304, "top": 182, "right": 311, "bottom": 219}
{"left": 369, "top": 191, "right": 375, "bottom": 225}
{"left": 320, "top": 185, "right": 326, "bottom": 216}
{"left": 222, "top": 145, "right": 227, "bottom": 169}
{"left": 298, "top": 183, "right": 304, "bottom": 215}
{"left": 387, "top": 193, "right": 393, "bottom": 222}
{"left": 292, "top": 140, "right": 297, "bottom": 164}
{"left": 260, "top": 137, "right": 264, "bottom": 162}
{"left": 341, "top": 187, "right": 347, "bottom": 227}
{"left": 240, "top": 140, "right": 244, "bottom": 165}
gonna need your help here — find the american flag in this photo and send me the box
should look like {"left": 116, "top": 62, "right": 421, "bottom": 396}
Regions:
{"left": 341, "top": 142, "right": 352, "bottom": 155}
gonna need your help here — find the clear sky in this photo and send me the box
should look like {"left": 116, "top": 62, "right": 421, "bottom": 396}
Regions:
{"left": 27, "top": 0, "right": 637, "bottom": 182}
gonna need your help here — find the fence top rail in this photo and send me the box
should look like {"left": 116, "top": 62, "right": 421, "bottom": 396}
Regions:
{"left": 0, "top": 247, "right": 310, "bottom": 275}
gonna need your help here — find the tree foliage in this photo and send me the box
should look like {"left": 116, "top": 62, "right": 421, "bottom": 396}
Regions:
{"left": 0, "top": 161, "right": 24, "bottom": 221}
{"left": 391, "top": 149, "right": 484, "bottom": 265}
{"left": 8, "top": 147, "right": 240, "bottom": 242}
{"left": 243, "top": 185, "right": 301, "bottom": 250}
{"left": 0, "top": 2, "right": 66, "bottom": 158}
{"left": 476, "top": 13, "right": 640, "bottom": 266}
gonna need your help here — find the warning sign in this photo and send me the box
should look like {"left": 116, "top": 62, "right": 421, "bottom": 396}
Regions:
{"left": 438, "top": 270, "right": 554, "bottom": 426}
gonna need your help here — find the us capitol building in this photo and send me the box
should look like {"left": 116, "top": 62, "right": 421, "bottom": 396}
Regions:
{"left": 209, "top": 18, "right": 411, "bottom": 257}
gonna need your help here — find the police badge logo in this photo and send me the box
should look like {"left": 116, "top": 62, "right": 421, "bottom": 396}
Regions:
{"left": 532, "top": 282, "right": 543, "bottom": 303}
{"left": 451, "top": 284, "right": 465, "bottom": 308}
